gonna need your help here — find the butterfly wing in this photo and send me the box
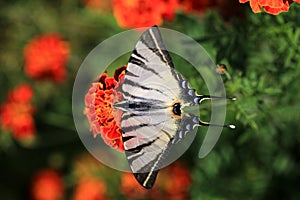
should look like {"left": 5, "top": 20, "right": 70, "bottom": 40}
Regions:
{"left": 120, "top": 26, "right": 198, "bottom": 189}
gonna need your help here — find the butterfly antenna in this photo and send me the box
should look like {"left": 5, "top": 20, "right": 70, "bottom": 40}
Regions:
{"left": 199, "top": 120, "right": 236, "bottom": 129}
{"left": 196, "top": 95, "right": 236, "bottom": 103}
{"left": 196, "top": 95, "right": 236, "bottom": 129}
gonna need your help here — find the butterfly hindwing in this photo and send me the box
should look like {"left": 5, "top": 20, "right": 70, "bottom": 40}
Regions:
{"left": 134, "top": 170, "right": 159, "bottom": 189}
{"left": 130, "top": 139, "right": 173, "bottom": 189}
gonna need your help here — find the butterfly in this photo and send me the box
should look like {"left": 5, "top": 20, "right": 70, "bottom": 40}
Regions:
{"left": 114, "top": 25, "right": 235, "bottom": 189}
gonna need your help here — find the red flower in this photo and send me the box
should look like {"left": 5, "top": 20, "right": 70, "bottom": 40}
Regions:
{"left": 84, "top": 66, "right": 126, "bottom": 152}
{"left": 120, "top": 173, "right": 163, "bottom": 199}
{"left": 179, "top": 0, "right": 245, "bottom": 19}
{"left": 8, "top": 84, "right": 33, "bottom": 103}
{"left": 0, "top": 84, "right": 36, "bottom": 140}
{"left": 113, "top": 0, "right": 178, "bottom": 28}
{"left": 31, "top": 169, "right": 65, "bottom": 200}
{"left": 239, "top": 0, "right": 299, "bottom": 14}
{"left": 160, "top": 163, "right": 192, "bottom": 199}
{"left": 161, "top": 0, "right": 179, "bottom": 21}
{"left": 24, "top": 34, "right": 70, "bottom": 83}
{"left": 180, "top": 0, "right": 217, "bottom": 15}
{"left": 73, "top": 178, "right": 106, "bottom": 200}
{"left": 120, "top": 162, "right": 191, "bottom": 199}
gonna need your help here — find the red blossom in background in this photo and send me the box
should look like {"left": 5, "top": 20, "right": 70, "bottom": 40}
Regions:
{"left": 73, "top": 178, "right": 106, "bottom": 200}
{"left": 180, "top": 0, "right": 217, "bottom": 14}
{"left": 31, "top": 169, "right": 65, "bottom": 200}
{"left": 120, "top": 162, "right": 191, "bottom": 199}
{"left": 84, "top": 66, "right": 126, "bottom": 152}
{"left": 179, "top": 0, "right": 245, "bottom": 19}
{"left": 120, "top": 173, "right": 163, "bottom": 199}
{"left": 239, "top": 0, "right": 300, "bottom": 15}
{"left": 113, "top": 0, "right": 178, "bottom": 28}
{"left": 160, "top": 163, "right": 192, "bottom": 199}
{"left": 24, "top": 34, "right": 70, "bottom": 83}
{"left": 0, "top": 84, "right": 36, "bottom": 140}
{"left": 161, "top": 0, "right": 179, "bottom": 21}
{"left": 72, "top": 154, "right": 116, "bottom": 200}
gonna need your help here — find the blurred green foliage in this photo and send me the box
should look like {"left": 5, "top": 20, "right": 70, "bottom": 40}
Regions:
{"left": 188, "top": 4, "right": 300, "bottom": 200}
{"left": 0, "top": 0, "right": 300, "bottom": 199}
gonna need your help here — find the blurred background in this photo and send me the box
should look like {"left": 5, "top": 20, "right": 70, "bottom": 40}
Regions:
{"left": 0, "top": 0, "right": 300, "bottom": 199}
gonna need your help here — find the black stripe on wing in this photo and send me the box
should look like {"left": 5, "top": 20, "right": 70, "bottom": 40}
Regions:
{"left": 124, "top": 70, "right": 139, "bottom": 78}
{"left": 127, "top": 61, "right": 162, "bottom": 78}
{"left": 127, "top": 140, "right": 173, "bottom": 189}
{"left": 122, "top": 121, "right": 165, "bottom": 133}
{"left": 125, "top": 137, "right": 158, "bottom": 153}
{"left": 128, "top": 56, "right": 144, "bottom": 66}
{"left": 122, "top": 91, "right": 164, "bottom": 104}
{"left": 123, "top": 79, "right": 167, "bottom": 96}
{"left": 121, "top": 111, "right": 166, "bottom": 121}
{"left": 140, "top": 26, "right": 174, "bottom": 68}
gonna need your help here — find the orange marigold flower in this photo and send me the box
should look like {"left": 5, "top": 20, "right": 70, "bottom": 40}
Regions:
{"left": 239, "top": 0, "right": 299, "bottom": 15}
{"left": 113, "top": 0, "right": 178, "bottom": 28}
{"left": 73, "top": 178, "right": 106, "bottom": 200}
{"left": 180, "top": 0, "right": 217, "bottom": 15}
{"left": 84, "top": 66, "right": 126, "bottom": 152}
{"left": 161, "top": 162, "right": 192, "bottom": 200}
{"left": 0, "top": 84, "right": 36, "bottom": 140}
{"left": 11, "top": 114, "right": 36, "bottom": 140}
{"left": 24, "top": 34, "right": 70, "bottom": 83}
{"left": 120, "top": 173, "right": 163, "bottom": 199}
{"left": 120, "top": 162, "right": 191, "bottom": 199}
{"left": 161, "top": 0, "right": 179, "bottom": 21}
{"left": 31, "top": 169, "right": 65, "bottom": 200}
{"left": 180, "top": 0, "right": 245, "bottom": 19}
{"left": 8, "top": 84, "right": 33, "bottom": 103}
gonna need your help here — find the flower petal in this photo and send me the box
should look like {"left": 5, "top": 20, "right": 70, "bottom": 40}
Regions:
{"left": 113, "top": 0, "right": 164, "bottom": 28}
{"left": 250, "top": 0, "right": 263, "bottom": 12}
{"left": 0, "top": 84, "right": 36, "bottom": 141}
{"left": 84, "top": 66, "right": 127, "bottom": 152}
{"left": 24, "top": 34, "right": 69, "bottom": 83}
{"left": 259, "top": 0, "right": 285, "bottom": 7}
{"left": 264, "top": 0, "right": 289, "bottom": 14}
{"left": 31, "top": 169, "right": 65, "bottom": 200}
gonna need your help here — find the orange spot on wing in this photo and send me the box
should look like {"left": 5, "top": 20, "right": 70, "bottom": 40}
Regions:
{"left": 170, "top": 100, "right": 181, "bottom": 119}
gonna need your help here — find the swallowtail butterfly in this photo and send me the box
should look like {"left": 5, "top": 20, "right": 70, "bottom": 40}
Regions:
{"left": 115, "top": 26, "right": 235, "bottom": 189}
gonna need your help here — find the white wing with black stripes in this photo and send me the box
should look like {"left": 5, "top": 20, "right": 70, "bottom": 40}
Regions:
{"left": 114, "top": 26, "right": 201, "bottom": 189}
{"left": 113, "top": 25, "right": 235, "bottom": 189}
